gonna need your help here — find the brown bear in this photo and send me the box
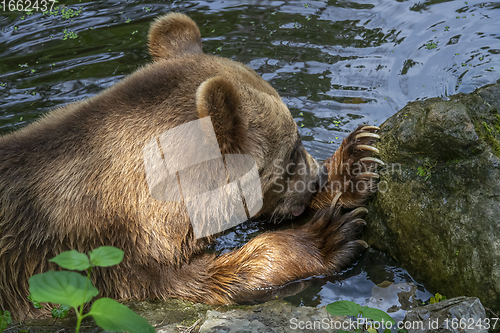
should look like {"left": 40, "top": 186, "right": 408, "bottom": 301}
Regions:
{"left": 0, "top": 13, "right": 381, "bottom": 319}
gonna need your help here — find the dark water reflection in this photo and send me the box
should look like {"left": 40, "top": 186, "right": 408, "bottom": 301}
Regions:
{"left": 209, "top": 219, "right": 432, "bottom": 318}
{"left": 1, "top": 0, "right": 498, "bottom": 311}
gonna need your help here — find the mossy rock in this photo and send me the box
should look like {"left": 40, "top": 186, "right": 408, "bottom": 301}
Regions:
{"left": 365, "top": 81, "right": 500, "bottom": 313}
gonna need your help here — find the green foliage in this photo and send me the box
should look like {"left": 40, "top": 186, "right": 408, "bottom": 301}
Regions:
{"left": 425, "top": 42, "right": 437, "bottom": 50}
{"left": 28, "top": 294, "right": 42, "bottom": 309}
{"left": 474, "top": 119, "right": 500, "bottom": 157}
{"left": 51, "top": 305, "right": 70, "bottom": 319}
{"left": 494, "top": 114, "right": 500, "bottom": 133}
{"left": 360, "top": 307, "right": 395, "bottom": 324}
{"left": 0, "top": 311, "right": 12, "bottom": 332}
{"left": 29, "top": 270, "right": 98, "bottom": 308}
{"left": 89, "top": 246, "right": 124, "bottom": 267}
{"left": 326, "top": 300, "right": 395, "bottom": 333}
{"left": 28, "top": 246, "right": 154, "bottom": 333}
{"left": 483, "top": 121, "right": 492, "bottom": 135}
{"left": 49, "top": 249, "right": 90, "bottom": 270}
{"left": 63, "top": 29, "right": 78, "bottom": 40}
{"left": 429, "top": 293, "right": 446, "bottom": 304}
{"left": 61, "top": 7, "right": 82, "bottom": 19}
{"left": 326, "top": 300, "right": 361, "bottom": 316}
{"left": 89, "top": 298, "right": 153, "bottom": 332}
{"left": 417, "top": 161, "right": 437, "bottom": 180}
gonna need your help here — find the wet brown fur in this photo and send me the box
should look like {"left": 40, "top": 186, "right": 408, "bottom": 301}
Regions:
{"left": 309, "top": 125, "right": 380, "bottom": 210}
{"left": 0, "top": 13, "right": 378, "bottom": 319}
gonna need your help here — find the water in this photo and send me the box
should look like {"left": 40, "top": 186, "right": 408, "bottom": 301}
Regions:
{"left": 1, "top": 0, "right": 499, "bottom": 316}
{"left": 209, "top": 219, "right": 432, "bottom": 321}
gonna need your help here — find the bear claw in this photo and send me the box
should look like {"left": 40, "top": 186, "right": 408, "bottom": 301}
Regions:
{"left": 360, "top": 125, "right": 380, "bottom": 132}
{"left": 356, "top": 172, "right": 379, "bottom": 179}
{"left": 360, "top": 157, "right": 384, "bottom": 165}
{"left": 357, "top": 240, "right": 369, "bottom": 248}
{"left": 330, "top": 192, "right": 342, "bottom": 208}
{"left": 357, "top": 145, "right": 379, "bottom": 153}
{"left": 351, "top": 207, "right": 369, "bottom": 216}
{"left": 352, "top": 218, "right": 367, "bottom": 227}
{"left": 356, "top": 132, "right": 380, "bottom": 140}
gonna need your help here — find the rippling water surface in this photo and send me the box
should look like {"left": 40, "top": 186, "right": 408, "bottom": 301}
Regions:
{"left": 1, "top": 0, "right": 499, "bottom": 314}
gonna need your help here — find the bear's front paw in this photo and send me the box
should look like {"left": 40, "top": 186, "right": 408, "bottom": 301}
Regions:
{"left": 303, "top": 193, "right": 368, "bottom": 271}
{"left": 310, "top": 125, "right": 383, "bottom": 210}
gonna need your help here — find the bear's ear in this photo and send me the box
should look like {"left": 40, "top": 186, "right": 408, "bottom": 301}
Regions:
{"left": 196, "top": 76, "right": 246, "bottom": 153}
{"left": 148, "top": 13, "right": 203, "bottom": 61}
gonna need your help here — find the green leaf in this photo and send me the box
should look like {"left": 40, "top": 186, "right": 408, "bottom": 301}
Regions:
{"left": 89, "top": 246, "right": 124, "bottom": 267}
{"left": 28, "top": 294, "right": 43, "bottom": 309}
{"left": 430, "top": 292, "right": 444, "bottom": 304}
{"left": 0, "top": 311, "right": 12, "bottom": 332}
{"left": 29, "top": 271, "right": 98, "bottom": 309}
{"left": 89, "top": 298, "right": 155, "bottom": 333}
{"left": 384, "top": 329, "right": 392, "bottom": 333}
{"left": 326, "top": 300, "right": 361, "bottom": 316}
{"left": 425, "top": 42, "right": 437, "bottom": 50}
{"left": 360, "top": 306, "right": 396, "bottom": 324}
{"left": 51, "top": 305, "right": 70, "bottom": 319}
{"left": 49, "top": 250, "right": 90, "bottom": 270}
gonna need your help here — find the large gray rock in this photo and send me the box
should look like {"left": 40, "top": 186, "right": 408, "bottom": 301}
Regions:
{"left": 404, "top": 297, "right": 487, "bottom": 333}
{"left": 198, "top": 301, "right": 348, "bottom": 333}
{"left": 365, "top": 81, "right": 500, "bottom": 313}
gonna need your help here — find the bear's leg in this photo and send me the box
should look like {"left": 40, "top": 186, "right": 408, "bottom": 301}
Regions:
{"left": 169, "top": 196, "right": 367, "bottom": 304}
{"left": 310, "top": 125, "right": 383, "bottom": 210}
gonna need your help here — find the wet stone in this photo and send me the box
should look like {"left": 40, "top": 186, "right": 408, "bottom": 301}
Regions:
{"left": 365, "top": 81, "right": 500, "bottom": 315}
{"left": 403, "top": 297, "right": 487, "bottom": 333}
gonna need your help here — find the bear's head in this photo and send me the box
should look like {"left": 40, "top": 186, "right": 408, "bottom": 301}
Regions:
{"left": 144, "top": 13, "right": 325, "bottom": 221}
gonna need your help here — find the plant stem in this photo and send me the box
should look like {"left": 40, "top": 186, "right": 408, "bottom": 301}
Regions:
{"left": 76, "top": 266, "right": 93, "bottom": 333}
{"left": 75, "top": 309, "right": 82, "bottom": 333}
